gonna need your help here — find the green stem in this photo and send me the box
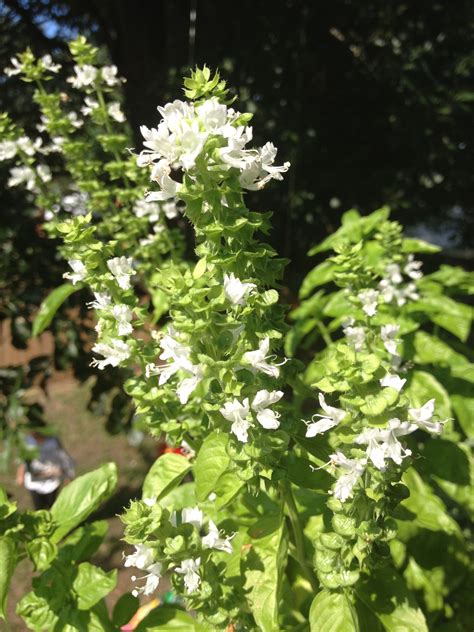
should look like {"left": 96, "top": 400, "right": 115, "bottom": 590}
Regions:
{"left": 281, "top": 480, "right": 319, "bottom": 592}
{"left": 316, "top": 320, "right": 332, "bottom": 348}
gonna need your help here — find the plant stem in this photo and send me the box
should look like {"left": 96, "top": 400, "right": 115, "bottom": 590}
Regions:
{"left": 316, "top": 320, "right": 332, "bottom": 347}
{"left": 281, "top": 480, "right": 319, "bottom": 592}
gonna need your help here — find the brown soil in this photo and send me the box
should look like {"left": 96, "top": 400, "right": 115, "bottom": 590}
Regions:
{"left": 0, "top": 372, "right": 170, "bottom": 632}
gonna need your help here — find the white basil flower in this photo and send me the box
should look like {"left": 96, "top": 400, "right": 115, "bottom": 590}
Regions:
{"left": 175, "top": 558, "right": 201, "bottom": 594}
{"left": 404, "top": 254, "right": 423, "bottom": 280}
{"left": 242, "top": 337, "right": 283, "bottom": 378}
{"left": 178, "top": 119, "right": 208, "bottom": 169}
{"left": 356, "top": 419, "right": 413, "bottom": 471}
{"left": 176, "top": 365, "right": 203, "bottom": 404}
{"left": 196, "top": 97, "right": 227, "bottom": 131}
{"left": 305, "top": 393, "right": 346, "bottom": 437}
{"left": 63, "top": 259, "right": 87, "bottom": 285}
{"left": 131, "top": 561, "right": 163, "bottom": 597}
{"left": 157, "top": 99, "right": 195, "bottom": 133}
{"left": 181, "top": 507, "right": 204, "bottom": 529}
{"left": 380, "top": 373, "right": 406, "bottom": 392}
{"left": 147, "top": 159, "right": 181, "bottom": 200}
{"left": 16, "top": 136, "right": 42, "bottom": 156}
{"left": 107, "top": 256, "right": 134, "bottom": 290}
{"left": 87, "top": 292, "right": 111, "bottom": 310}
{"left": 0, "top": 140, "right": 17, "bottom": 161}
{"left": 7, "top": 165, "right": 36, "bottom": 190}
{"left": 381, "top": 323, "right": 400, "bottom": 355}
{"left": 4, "top": 56, "right": 23, "bottom": 76}
{"left": 134, "top": 199, "right": 161, "bottom": 222}
{"left": 67, "top": 64, "right": 97, "bottom": 89}
{"left": 223, "top": 273, "right": 256, "bottom": 306}
{"left": 220, "top": 398, "right": 251, "bottom": 443}
{"left": 124, "top": 544, "right": 155, "bottom": 571}
{"left": 342, "top": 321, "right": 366, "bottom": 351}
{"left": 202, "top": 520, "right": 233, "bottom": 554}
{"left": 81, "top": 96, "right": 99, "bottom": 116}
{"left": 385, "top": 263, "right": 403, "bottom": 284}
{"left": 251, "top": 389, "right": 283, "bottom": 429}
{"left": 330, "top": 452, "right": 366, "bottom": 502}
{"left": 41, "top": 54, "right": 61, "bottom": 73}
{"left": 408, "top": 399, "right": 443, "bottom": 434}
{"left": 357, "top": 289, "right": 379, "bottom": 317}
{"left": 112, "top": 304, "right": 133, "bottom": 336}
{"left": 108, "top": 102, "right": 125, "bottom": 123}
{"left": 101, "top": 65, "right": 123, "bottom": 86}
{"left": 90, "top": 338, "right": 130, "bottom": 370}
{"left": 67, "top": 111, "right": 83, "bottom": 129}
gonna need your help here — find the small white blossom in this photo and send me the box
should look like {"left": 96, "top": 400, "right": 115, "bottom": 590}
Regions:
{"left": 102, "top": 65, "right": 123, "bottom": 86}
{"left": 220, "top": 398, "right": 251, "bottom": 442}
{"left": 81, "top": 96, "right": 99, "bottom": 116}
{"left": 4, "top": 56, "right": 23, "bottom": 76}
{"left": 63, "top": 259, "right": 87, "bottom": 285}
{"left": 223, "top": 273, "right": 256, "bottom": 306}
{"left": 41, "top": 54, "right": 61, "bottom": 73}
{"left": 0, "top": 140, "right": 17, "bottom": 161}
{"left": 91, "top": 338, "right": 130, "bottom": 370}
{"left": 124, "top": 544, "right": 155, "bottom": 571}
{"left": 404, "top": 255, "right": 423, "bottom": 280}
{"left": 355, "top": 419, "right": 413, "bottom": 471}
{"left": 175, "top": 558, "right": 201, "bottom": 594}
{"left": 358, "top": 289, "right": 379, "bottom": 317}
{"left": 202, "top": 520, "right": 233, "bottom": 554}
{"left": 343, "top": 320, "right": 365, "bottom": 351}
{"left": 108, "top": 102, "right": 125, "bottom": 122}
{"left": 7, "top": 166, "right": 36, "bottom": 190}
{"left": 107, "top": 256, "right": 134, "bottom": 290}
{"left": 381, "top": 324, "right": 400, "bottom": 356}
{"left": 305, "top": 393, "right": 346, "bottom": 437}
{"left": 112, "top": 304, "right": 133, "bottom": 336}
{"left": 242, "top": 337, "right": 283, "bottom": 378}
{"left": 251, "top": 389, "right": 283, "bottom": 429}
{"left": 181, "top": 507, "right": 204, "bottom": 529}
{"left": 380, "top": 373, "right": 406, "bottom": 392}
{"left": 408, "top": 399, "right": 443, "bottom": 434}
{"left": 330, "top": 452, "right": 366, "bottom": 502}
{"left": 385, "top": 263, "right": 403, "bottom": 284}
{"left": 196, "top": 97, "right": 228, "bottom": 130}
{"left": 67, "top": 64, "right": 97, "bottom": 89}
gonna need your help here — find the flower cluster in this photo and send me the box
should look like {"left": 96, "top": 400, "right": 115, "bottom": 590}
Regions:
{"left": 122, "top": 500, "right": 233, "bottom": 598}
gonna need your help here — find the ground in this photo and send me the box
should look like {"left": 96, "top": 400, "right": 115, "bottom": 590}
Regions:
{"left": 0, "top": 371, "right": 170, "bottom": 631}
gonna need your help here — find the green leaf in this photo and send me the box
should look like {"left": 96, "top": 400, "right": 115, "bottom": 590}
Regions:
{"left": 192, "top": 257, "right": 207, "bottom": 279}
{"left": 299, "top": 261, "right": 336, "bottom": 298}
{"left": 286, "top": 454, "right": 333, "bottom": 491}
{"left": 16, "top": 591, "right": 58, "bottom": 631}
{"left": 26, "top": 538, "right": 57, "bottom": 572}
{"left": 308, "top": 207, "right": 390, "bottom": 255}
{"left": 400, "top": 468, "right": 461, "bottom": 537}
{"left": 60, "top": 520, "right": 109, "bottom": 563}
{"left": 406, "top": 371, "right": 451, "bottom": 419}
{"left": 408, "top": 295, "right": 472, "bottom": 342}
{"left": 309, "top": 590, "right": 359, "bottom": 632}
{"left": 73, "top": 562, "right": 117, "bottom": 610}
{"left": 32, "top": 283, "right": 80, "bottom": 336}
{"left": 195, "top": 431, "right": 243, "bottom": 507}
{"left": 159, "top": 482, "right": 196, "bottom": 510}
{"left": 143, "top": 453, "right": 192, "bottom": 502}
{"left": 356, "top": 566, "right": 428, "bottom": 632}
{"left": 50, "top": 463, "right": 117, "bottom": 542}
{"left": 244, "top": 515, "right": 288, "bottom": 632}
{"left": 451, "top": 394, "right": 474, "bottom": 438}
{"left": 0, "top": 536, "right": 16, "bottom": 619}
{"left": 360, "top": 388, "right": 398, "bottom": 416}
{"left": 402, "top": 238, "right": 441, "bottom": 254}
{"left": 112, "top": 593, "right": 139, "bottom": 627}
{"left": 136, "top": 605, "right": 208, "bottom": 630}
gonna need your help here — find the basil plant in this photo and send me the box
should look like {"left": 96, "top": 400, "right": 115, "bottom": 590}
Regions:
{"left": 1, "top": 53, "right": 472, "bottom": 631}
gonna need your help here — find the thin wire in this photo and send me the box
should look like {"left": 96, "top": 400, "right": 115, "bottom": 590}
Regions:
{"left": 188, "top": 0, "right": 197, "bottom": 67}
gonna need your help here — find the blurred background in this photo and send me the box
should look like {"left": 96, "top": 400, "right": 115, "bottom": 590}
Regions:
{"left": 0, "top": 1, "right": 473, "bottom": 624}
